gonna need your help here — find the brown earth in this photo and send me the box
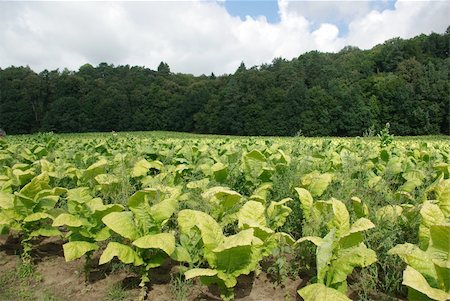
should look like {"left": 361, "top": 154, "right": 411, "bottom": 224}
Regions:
{"left": 0, "top": 235, "right": 303, "bottom": 301}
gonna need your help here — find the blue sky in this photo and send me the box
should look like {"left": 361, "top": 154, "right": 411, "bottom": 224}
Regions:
{"left": 224, "top": 0, "right": 281, "bottom": 23}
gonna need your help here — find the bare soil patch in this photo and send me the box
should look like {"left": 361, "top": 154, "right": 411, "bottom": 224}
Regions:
{"left": 0, "top": 236, "right": 303, "bottom": 300}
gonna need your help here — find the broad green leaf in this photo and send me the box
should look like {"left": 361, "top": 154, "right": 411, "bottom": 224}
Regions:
{"left": 52, "top": 213, "right": 86, "bottom": 227}
{"left": 0, "top": 225, "right": 10, "bottom": 235}
{"left": 419, "top": 202, "right": 445, "bottom": 249}
{"left": 434, "top": 180, "right": 450, "bottom": 217}
{"left": 145, "top": 251, "right": 167, "bottom": 269}
{"left": 0, "top": 191, "right": 14, "bottom": 209}
{"left": 149, "top": 197, "right": 177, "bottom": 224}
{"left": 67, "top": 187, "right": 92, "bottom": 203}
{"left": 202, "top": 187, "right": 242, "bottom": 210}
{"left": 148, "top": 160, "right": 164, "bottom": 171}
{"left": 35, "top": 187, "right": 66, "bottom": 199}
{"left": 237, "top": 201, "right": 266, "bottom": 229}
{"left": 317, "top": 229, "right": 336, "bottom": 284}
{"left": 433, "top": 259, "right": 450, "bottom": 292}
{"left": 184, "top": 268, "right": 218, "bottom": 279}
{"left": 301, "top": 171, "right": 333, "bottom": 197}
{"left": 23, "top": 212, "right": 52, "bottom": 222}
{"left": 328, "top": 199, "right": 350, "bottom": 236}
{"left": 339, "top": 233, "right": 364, "bottom": 249}
{"left": 212, "top": 162, "right": 228, "bottom": 183}
{"left": 99, "top": 242, "right": 143, "bottom": 266}
{"left": 127, "top": 190, "right": 154, "bottom": 232}
{"left": 349, "top": 218, "right": 375, "bottom": 234}
{"left": 380, "top": 149, "right": 390, "bottom": 162}
{"left": 18, "top": 173, "right": 50, "bottom": 199}
{"left": 29, "top": 227, "right": 60, "bottom": 237}
{"left": 0, "top": 210, "right": 14, "bottom": 225}
{"left": 388, "top": 243, "right": 437, "bottom": 282}
{"left": 213, "top": 230, "right": 256, "bottom": 277}
{"left": 376, "top": 205, "right": 403, "bottom": 223}
{"left": 215, "top": 244, "right": 254, "bottom": 277}
{"left": 132, "top": 233, "right": 175, "bottom": 255}
{"left": 131, "top": 159, "right": 153, "bottom": 178}
{"left": 273, "top": 232, "right": 296, "bottom": 245}
{"left": 407, "top": 288, "right": 435, "bottom": 301}
{"left": 328, "top": 244, "right": 377, "bottom": 285}
{"left": 186, "top": 178, "right": 209, "bottom": 190}
{"left": 243, "top": 150, "right": 266, "bottom": 179}
{"left": 35, "top": 196, "right": 60, "bottom": 212}
{"left": 296, "top": 236, "right": 323, "bottom": 246}
{"left": 88, "top": 200, "right": 123, "bottom": 215}
{"left": 434, "top": 164, "right": 450, "bottom": 179}
{"left": 339, "top": 218, "right": 374, "bottom": 248}
{"left": 178, "top": 210, "right": 224, "bottom": 251}
{"left": 217, "top": 270, "right": 239, "bottom": 289}
{"left": 368, "top": 175, "right": 382, "bottom": 188}
{"left": 267, "top": 198, "right": 292, "bottom": 229}
{"left": 351, "top": 197, "right": 369, "bottom": 218}
{"left": 83, "top": 158, "right": 108, "bottom": 180}
{"left": 399, "top": 178, "right": 423, "bottom": 193}
{"left": 171, "top": 246, "right": 192, "bottom": 262}
{"left": 402, "top": 266, "right": 450, "bottom": 301}
{"left": 102, "top": 212, "right": 139, "bottom": 241}
{"left": 11, "top": 168, "right": 35, "bottom": 187}
{"left": 386, "top": 157, "right": 403, "bottom": 175}
{"left": 250, "top": 183, "right": 272, "bottom": 203}
{"left": 213, "top": 229, "right": 254, "bottom": 253}
{"left": 95, "top": 174, "right": 119, "bottom": 185}
{"left": 428, "top": 224, "right": 450, "bottom": 261}
{"left": 295, "top": 187, "right": 314, "bottom": 220}
{"left": 63, "top": 241, "right": 98, "bottom": 261}
{"left": 297, "top": 283, "right": 351, "bottom": 301}
{"left": 94, "top": 226, "right": 111, "bottom": 241}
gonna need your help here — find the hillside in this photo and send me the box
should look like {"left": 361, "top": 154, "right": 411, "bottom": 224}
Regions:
{"left": 0, "top": 28, "right": 448, "bottom": 136}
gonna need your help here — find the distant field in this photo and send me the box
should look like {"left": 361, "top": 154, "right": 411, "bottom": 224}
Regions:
{"left": 0, "top": 132, "right": 449, "bottom": 300}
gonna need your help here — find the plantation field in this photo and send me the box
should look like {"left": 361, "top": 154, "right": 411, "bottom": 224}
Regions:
{"left": 0, "top": 132, "right": 449, "bottom": 301}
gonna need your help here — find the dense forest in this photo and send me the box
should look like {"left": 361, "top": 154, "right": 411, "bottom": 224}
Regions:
{"left": 0, "top": 28, "right": 449, "bottom": 136}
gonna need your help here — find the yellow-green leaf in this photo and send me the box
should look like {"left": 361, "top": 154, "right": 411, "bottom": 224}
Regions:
{"left": 63, "top": 241, "right": 98, "bottom": 261}
{"left": 132, "top": 233, "right": 175, "bottom": 255}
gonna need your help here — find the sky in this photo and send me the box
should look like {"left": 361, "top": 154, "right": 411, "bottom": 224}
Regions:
{"left": 0, "top": 0, "right": 448, "bottom": 75}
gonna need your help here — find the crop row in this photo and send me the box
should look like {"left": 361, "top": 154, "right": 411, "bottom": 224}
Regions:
{"left": 0, "top": 134, "right": 449, "bottom": 300}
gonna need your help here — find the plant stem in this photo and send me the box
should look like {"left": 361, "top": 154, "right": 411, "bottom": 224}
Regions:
{"left": 84, "top": 252, "right": 92, "bottom": 284}
{"left": 138, "top": 269, "right": 149, "bottom": 301}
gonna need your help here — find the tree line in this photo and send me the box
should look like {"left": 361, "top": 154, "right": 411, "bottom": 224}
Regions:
{"left": 1, "top": 28, "right": 449, "bottom": 136}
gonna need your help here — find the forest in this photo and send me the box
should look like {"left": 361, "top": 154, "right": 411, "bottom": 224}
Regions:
{"left": 0, "top": 28, "right": 449, "bottom": 137}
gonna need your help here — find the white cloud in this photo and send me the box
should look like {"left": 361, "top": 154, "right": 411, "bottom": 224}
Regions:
{"left": 0, "top": 0, "right": 448, "bottom": 75}
{"left": 346, "top": 0, "right": 450, "bottom": 48}
{"left": 312, "top": 23, "right": 344, "bottom": 52}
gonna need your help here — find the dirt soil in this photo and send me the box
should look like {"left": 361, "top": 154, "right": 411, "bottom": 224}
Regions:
{"left": 0, "top": 235, "right": 303, "bottom": 301}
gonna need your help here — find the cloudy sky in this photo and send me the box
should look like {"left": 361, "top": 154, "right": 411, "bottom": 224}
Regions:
{"left": 0, "top": 0, "right": 448, "bottom": 75}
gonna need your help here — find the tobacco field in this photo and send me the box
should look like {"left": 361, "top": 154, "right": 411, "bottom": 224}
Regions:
{"left": 0, "top": 132, "right": 449, "bottom": 301}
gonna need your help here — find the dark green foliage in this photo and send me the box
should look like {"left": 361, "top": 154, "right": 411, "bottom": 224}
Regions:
{"left": 0, "top": 30, "right": 448, "bottom": 136}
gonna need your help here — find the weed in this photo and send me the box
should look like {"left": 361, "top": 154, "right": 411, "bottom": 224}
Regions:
{"left": 170, "top": 272, "right": 192, "bottom": 301}
{"left": 107, "top": 282, "right": 128, "bottom": 301}
{"left": 40, "top": 290, "right": 62, "bottom": 301}
{"left": 16, "top": 261, "right": 36, "bottom": 279}
{"left": 378, "top": 123, "right": 394, "bottom": 148}
{"left": 266, "top": 241, "right": 296, "bottom": 285}
{"left": 0, "top": 262, "right": 51, "bottom": 301}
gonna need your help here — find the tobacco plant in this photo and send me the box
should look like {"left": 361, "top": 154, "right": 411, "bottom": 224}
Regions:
{"left": 389, "top": 179, "right": 450, "bottom": 301}
{"left": 52, "top": 187, "right": 123, "bottom": 282}
{"left": 99, "top": 189, "right": 178, "bottom": 301}
{"left": 296, "top": 194, "right": 377, "bottom": 300}
{"left": 0, "top": 173, "right": 65, "bottom": 264}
